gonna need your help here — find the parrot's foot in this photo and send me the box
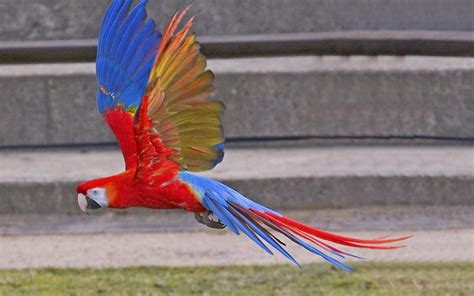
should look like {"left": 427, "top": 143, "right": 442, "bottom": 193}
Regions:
{"left": 195, "top": 211, "right": 226, "bottom": 229}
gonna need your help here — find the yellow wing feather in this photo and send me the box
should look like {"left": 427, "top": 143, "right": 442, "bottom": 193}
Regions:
{"left": 145, "top": 7, "right": 224, "bottom": 172}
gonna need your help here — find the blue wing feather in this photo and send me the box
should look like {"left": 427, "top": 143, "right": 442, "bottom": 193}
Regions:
{"left": 110, "top": 2, "right": 144, "bottom": 58}
{"left": 120, "top": 19, "right": 155, "bottom": 66}
{"left": 96, "top": 0, "right": 161, "bottom": 114}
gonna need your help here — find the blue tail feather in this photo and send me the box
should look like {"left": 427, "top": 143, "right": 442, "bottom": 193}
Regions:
{"left": 179, "top": 172, "right": 355, "bottom": 270}
{"left": 204, "top": 197, "right": 239, "bottom": 235}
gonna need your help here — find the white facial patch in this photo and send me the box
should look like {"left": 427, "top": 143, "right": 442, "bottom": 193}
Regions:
{"left": 86, "top": 187, "right": 109, "bottom": 208}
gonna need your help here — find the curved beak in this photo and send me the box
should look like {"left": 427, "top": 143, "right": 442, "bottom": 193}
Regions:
{"left": 78, "top": 193, "right": 88, "bottom": 213}
{"left": 77, "top": 193, "right": 102, "bottom": 214}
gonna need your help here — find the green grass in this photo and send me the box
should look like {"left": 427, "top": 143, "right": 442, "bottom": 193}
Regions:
{"left": 0, "top": 263, "right": 472, "bottom": 296}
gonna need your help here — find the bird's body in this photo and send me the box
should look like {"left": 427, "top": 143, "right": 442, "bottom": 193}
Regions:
{"left": 77, "top": 171, "right": 205, "bottom": 212}
{"left": 78, "top": 105, "right": 206, "bottom": 212}
{"left": 76, "top": 0, "right": 409, "bottom": 271}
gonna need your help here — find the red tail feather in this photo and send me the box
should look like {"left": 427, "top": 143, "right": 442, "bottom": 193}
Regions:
{"left": 253, "top": 211, "right": 410, "bottom": 250}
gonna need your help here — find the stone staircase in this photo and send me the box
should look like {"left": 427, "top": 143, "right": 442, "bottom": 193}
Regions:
{"left": 1, "top": 0, "right": 472, "bottom": 41}
{"left": 0, "top": 0, "right": 473, "bottom": 242}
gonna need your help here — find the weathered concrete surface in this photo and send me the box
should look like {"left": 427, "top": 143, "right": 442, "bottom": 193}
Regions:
{"left": 1, "top": 56, "right": 473, "bottom": 146}
{"left": 0, "top": 146, "right": 472, "bottom": 214}
{"left": 0, "top": 229, "right": 472, "bottom": 269}
{"left": 1, "top": 206, "right": 473, "bottom": 236}
{"left": 0, "top": 0, "right": 472, "bottom": 41}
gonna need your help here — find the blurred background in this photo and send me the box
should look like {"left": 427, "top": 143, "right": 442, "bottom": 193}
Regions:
{"left": 0, "top": 0, "right": 473, "bottom": 294}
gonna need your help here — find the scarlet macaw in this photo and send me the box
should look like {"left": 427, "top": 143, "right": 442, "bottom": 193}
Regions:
{"left": 76, "top": 0, "right": 409, "bottom": 271}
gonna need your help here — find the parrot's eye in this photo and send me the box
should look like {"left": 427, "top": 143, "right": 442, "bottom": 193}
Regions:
{"left": 87, "top": 188, "right": 104, "bottom": 197}
{"left": 79, "top": 187, "right": 108, "bottom": 213}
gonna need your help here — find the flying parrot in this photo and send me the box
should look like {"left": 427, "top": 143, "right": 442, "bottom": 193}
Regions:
{"left": 76, "top": 0, "right": 409, "bottom": 271}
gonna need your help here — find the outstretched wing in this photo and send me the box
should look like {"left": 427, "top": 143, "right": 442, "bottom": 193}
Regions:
{"left": 96, "top": 0, "right": 160, "bottom": 114}
{"left": 95, "top": 0, "right": 161, "bottom": 169}
{"left": 95, "top": 1, "right": 224, "bottom": 178}
{"left": 141, "top": 7, "right": 225, "bottom": 174}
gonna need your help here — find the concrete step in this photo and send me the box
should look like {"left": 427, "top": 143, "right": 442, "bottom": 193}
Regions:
{"left": 2, "top": 206, "right": 473, "bottom": 236}
{"left": 0, "top": 146, "right": 472, "bottom": 215}
{"left": 0, "top": 0, "right": 472, "bottom": 41}
{"left": 1, "top": 56, "right": 473, "bottom": 146}
{"left": 3, "top": 31, "right": 473, "bottom": 65}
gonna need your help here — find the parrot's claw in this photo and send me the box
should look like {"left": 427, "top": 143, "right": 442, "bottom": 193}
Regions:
{"left": 195, "top": 211, "right": 226, "bottom": 229}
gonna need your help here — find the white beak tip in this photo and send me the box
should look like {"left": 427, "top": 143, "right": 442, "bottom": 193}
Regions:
{"left": 77, "top": 193, "right": 88, "bottom": 214}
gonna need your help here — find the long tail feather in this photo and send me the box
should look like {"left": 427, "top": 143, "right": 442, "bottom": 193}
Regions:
{"left": 179, "top": 172, "right": 411, "bottom": 271}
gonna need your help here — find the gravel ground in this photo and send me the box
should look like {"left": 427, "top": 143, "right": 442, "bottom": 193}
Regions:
{"left": 1, "top": 228, "right": 472, "bottom": 269}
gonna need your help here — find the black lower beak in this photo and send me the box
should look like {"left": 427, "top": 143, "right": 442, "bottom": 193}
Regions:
{"left": 86, "top": 197, "right": 102, "bottom": 209}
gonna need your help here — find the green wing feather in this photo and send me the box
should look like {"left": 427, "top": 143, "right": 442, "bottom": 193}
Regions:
{"left": 144, "top": 7, "right": 224, "bottom": 172}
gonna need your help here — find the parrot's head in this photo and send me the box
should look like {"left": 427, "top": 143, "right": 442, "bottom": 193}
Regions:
{"left": 76, "top": 178, "right": 117, "bottom": 214}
